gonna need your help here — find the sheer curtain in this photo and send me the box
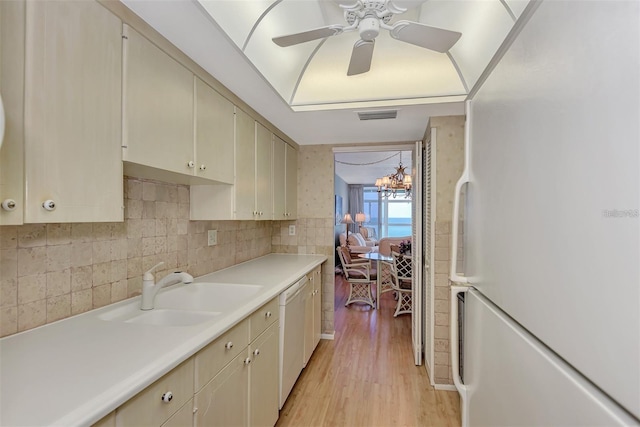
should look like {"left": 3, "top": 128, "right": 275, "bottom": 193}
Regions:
{"left": 348, "top": 185, "right": 364, "bottom": 233}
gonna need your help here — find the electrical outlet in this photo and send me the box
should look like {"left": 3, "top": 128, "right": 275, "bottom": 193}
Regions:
{"left": 207, "top": 230, "right": 218, "bottom": 246}
{"left": 288, "top": 225, "right": 296, "bottom": 236}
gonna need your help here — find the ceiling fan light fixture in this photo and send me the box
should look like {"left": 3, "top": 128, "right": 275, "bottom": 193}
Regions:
{"left": 359, "top": 17, "right": 380, "bottom": 41}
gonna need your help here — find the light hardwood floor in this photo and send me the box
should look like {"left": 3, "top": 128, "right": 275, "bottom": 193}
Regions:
{"left": 276, "top": 273, "right": 461, "bottom": 427}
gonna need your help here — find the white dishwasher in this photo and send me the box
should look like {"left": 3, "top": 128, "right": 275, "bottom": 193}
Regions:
{"left": 279, "top": 275, "right": 307, "bottom": 409}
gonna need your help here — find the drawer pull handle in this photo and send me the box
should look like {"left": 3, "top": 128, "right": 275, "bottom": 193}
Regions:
{"left": 253, "top": 348, "right": 260, "bottom": 356}
{"left": 244, "top": 357, "right": 252, "bottom": 365}
{"left": 225, "top": 341, "right": 233, "bottom": 349}
{"left": 161, "top": 391, "right": 173, "bottom": 403}
{"left": 265, "top": 311, "right": 272, "bottom": 318}
{"left": 188, "top": 161, "right": 195, "bottom": 168}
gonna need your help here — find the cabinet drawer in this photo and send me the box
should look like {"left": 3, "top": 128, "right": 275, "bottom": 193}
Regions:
{"left": 249, "top": 297, "right": 279, "bottom": 342}
{"left": 116, "top": 358, "right": 194, "bottom": 427}
{"left": 195, "top": 319, "right": 249, "bottom": 391}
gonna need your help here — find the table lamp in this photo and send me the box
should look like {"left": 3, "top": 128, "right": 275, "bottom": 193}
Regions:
{"left": 341, "top": 213, "right": 354, "bottom": 246}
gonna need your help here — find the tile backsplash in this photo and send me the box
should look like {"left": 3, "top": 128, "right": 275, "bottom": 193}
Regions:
{"left": 0, "top": 177, "right": 273, "bottom": 337}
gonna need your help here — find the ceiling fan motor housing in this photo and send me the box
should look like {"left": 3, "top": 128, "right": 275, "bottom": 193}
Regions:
{"left": 359, "top": 17, "right": 380, "bottom": 40}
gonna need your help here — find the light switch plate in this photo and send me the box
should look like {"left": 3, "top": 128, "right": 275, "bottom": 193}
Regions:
{"left": 288, "top": 225, "right": 296, "bottom": 236}
{"left": 207, "top": 230, "right": 217, "bottom": 246}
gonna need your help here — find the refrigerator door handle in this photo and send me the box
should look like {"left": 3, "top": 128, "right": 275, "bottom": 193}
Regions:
{"left": 450, "top": 100, "right": 471, "bottom": 284}
{"left": 451, "top": 284, "right": 471, "bottom": 427}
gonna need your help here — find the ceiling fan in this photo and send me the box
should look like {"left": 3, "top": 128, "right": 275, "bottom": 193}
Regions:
{"left": 272, "top": 0, "right": 462, "bottom": 76}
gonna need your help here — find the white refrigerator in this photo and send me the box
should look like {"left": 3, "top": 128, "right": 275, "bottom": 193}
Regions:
{"left": 450, "top": 1, "right": 640, "bottom": 426}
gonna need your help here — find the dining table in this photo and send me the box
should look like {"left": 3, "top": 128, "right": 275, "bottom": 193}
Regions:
{"left": 358, "top": 252, "right": 393, "bottom": 309}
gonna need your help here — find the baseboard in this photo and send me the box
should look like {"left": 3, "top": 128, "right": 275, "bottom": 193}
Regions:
{"left": 320, "top": 332, "right": 335, "bottom": 340}
{"left": 434, "top": 384, "right": 457, "bottom": 391}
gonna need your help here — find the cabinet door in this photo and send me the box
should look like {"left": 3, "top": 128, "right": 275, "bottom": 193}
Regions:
{"left": 303, "top": 280, "right": 314, "bottom": 367}
{"left": 249, "top": 323, "right": 279, "bottom": 427}
{"left": 285, "top": 143, "right": 298, "bottom": 219}
{"left": 23, "top": 0, "right": 122, "bottom": 223}
{"left": 0, "top": 0, "right": 25, "bottom": 225}
{"left": 255, "top": 122, "right": 272, "bottom": 220}
{"left": 194, "top": 351, "right": 249, "bottom": 427}
{"left": 234, "top": 108, "right": 256, "bottom": 220}
{"left": 194, "top": 77, "right": 234, "bottom": 183}
{"left": 161, "top": 399, "right": 193, "bottom": 427}
{"left": 123, "top": 25, "right": 194, "bottom": 176}
{"left": 313, "top": 267, "right": 322, "bottom": 349}
{"left": 271, "top": 136, "right": 286, "bottom": 220}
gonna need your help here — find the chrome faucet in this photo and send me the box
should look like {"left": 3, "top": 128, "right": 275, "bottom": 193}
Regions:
{"left": 141, "top": 262, "right": 194, "bottom": 310}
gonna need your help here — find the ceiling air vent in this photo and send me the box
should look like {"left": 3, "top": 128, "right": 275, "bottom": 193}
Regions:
{"left": 357, "top": 110, "right": 398, "bottom": 121}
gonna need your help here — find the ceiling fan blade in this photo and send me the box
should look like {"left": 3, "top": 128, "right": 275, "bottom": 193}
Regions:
{"left": 390, "top": 20, "right": 461, "bottom": 53}
{"left": 347, "top": 39, "right": 375, "bottom": 76}
{"left": 272, "top": 25, "right": 344, "bottom": 47}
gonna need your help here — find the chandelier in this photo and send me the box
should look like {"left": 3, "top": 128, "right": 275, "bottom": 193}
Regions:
{"left": 375, "top": 152, "right": 412, "bottom": 199}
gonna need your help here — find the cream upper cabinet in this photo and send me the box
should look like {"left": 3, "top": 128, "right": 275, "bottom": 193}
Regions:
{"left": 0, "top": 0, "right": 25, "bottom": 225}
{"left": 18, "top": 0, "right": 123, "bottom": 223}
{"left": 272, "top": 137, "right": 285, "bottom": 220}
{"left": 190, "top": 111, "right": 275, "bottom": 221}
{"left": 255, "top": 122, "right": 273, "bottom": 220}
{"left": 272, "top": 136, "right": 297, "bottom": 220}
{"left": 194, "top": 77, "right": 234, "bottom": 184}
{"left": 285, "top": 142, "right": 298, "bottom": 219}
{"left": 234, "top": 108, "right": 257, "bottom": 220}
{"left": 122, "top": 25, "right": 194, "bottom": 178}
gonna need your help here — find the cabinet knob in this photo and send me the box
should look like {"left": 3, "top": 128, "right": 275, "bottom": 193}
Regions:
{"left": 253, "top": 348, "right": 260, "bottom": 356}
{"left": 1, "top": 199, "right": 16, "bottom": 211}
{"left": 42, "top": 200, "right": 56, "bottom": 211}
{"left": 225, "top": 341, "right": 233, "bottom": 349}
{"left": 265, "top": 311, "right": 272, "bottom": 318}
{"left": 259, "top": 211, "right": 263, "bottom": 216}
{"left": 187, "top": 161, "right": 195, "bottom": 168}
{"left": 244, "top": 357, "right": 252, "bottom": 365}
{"left": 199, "top": 164, "right": 206, "bottom": 171}
{"left": 161, "top": 391, "right": 173, "bottom": 403}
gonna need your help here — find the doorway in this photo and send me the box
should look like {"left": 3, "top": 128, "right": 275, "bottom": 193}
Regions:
{"left": 333, "top": 144, "right": 424, "bottom": 365}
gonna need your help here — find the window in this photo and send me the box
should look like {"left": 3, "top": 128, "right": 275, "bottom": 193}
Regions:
{"left": 363, "top": 187, "right": 412, "bottom": 238}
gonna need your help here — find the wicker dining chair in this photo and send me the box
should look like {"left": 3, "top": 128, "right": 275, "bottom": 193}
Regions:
{"left": 336, "top": 246, "right": 377, "bottom": 308}
{"left": 390, "top": 251, "right": 412, "bottom": 317}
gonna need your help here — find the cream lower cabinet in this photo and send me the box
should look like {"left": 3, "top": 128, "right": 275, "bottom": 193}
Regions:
{"left": 249, "top": 324, "right": 279, "bottom": 427}
{"left": 194, "top": 297, "right": 279, "bottom": 427}
{"left": 195, "top": 352, "right": 250, "bottom": 427}
{"left": 107, "top": 296, "right": 281, "bottom": 427}
{"left": 312, "top": 266, "right": 322, "bottom": 350}
{"left": 1, "top": 0, "right": 123, "bottom": 224}
{"left": 303, "top": 265, "right": 323, "bottom": 367}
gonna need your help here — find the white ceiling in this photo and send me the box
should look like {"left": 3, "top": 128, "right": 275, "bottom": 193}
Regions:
{"left": 120, "top": 0, "right": 531, "bottom": 145}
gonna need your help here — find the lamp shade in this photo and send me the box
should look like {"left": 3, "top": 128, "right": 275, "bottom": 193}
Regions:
{"left": 341, "top": 213, "right": 354, "bottom": 224}
{"left": 355, "top": 213, "right": 366, "bottom": 224}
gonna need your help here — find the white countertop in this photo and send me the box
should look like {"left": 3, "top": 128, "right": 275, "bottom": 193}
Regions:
{"left": 0, "top": 253, "right": 326, "bottom": 426}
